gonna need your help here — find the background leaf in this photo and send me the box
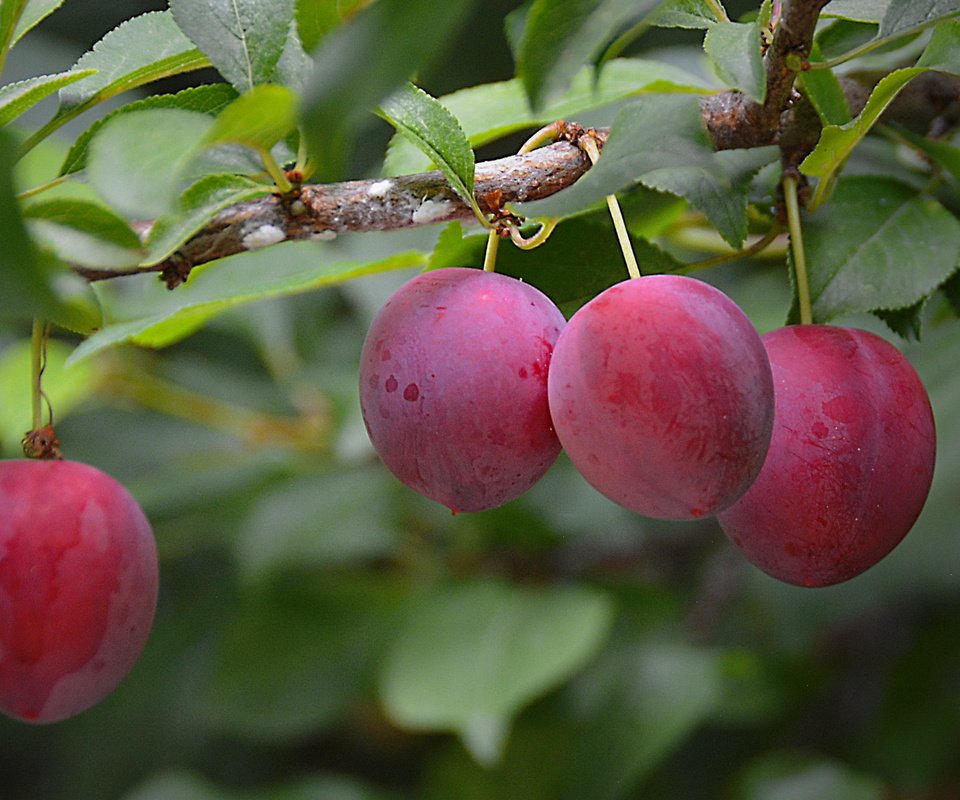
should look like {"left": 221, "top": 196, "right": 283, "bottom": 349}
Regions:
{"left": 87, "top": 108, "right": 214, "bottom": 220}
{"left": 878, "top": 0, "right": 960, "bottom": 39}
{"left": 517, "top": 0, "right": 660, "bottom": 110}
{"left": 169, "top": 0, "right": 295, "bottom": 93}
{"left": 380, "top": 580, "right": 615, "bottom": 765}
{"left": 295, "top": 0, "right": 372, "bottom": 52}
{"left": 300, "top": 0, "right": 477, "bottom": 181}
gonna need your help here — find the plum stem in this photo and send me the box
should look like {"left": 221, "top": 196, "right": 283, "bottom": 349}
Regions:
{"left": 30, "top": 319, "right": 45, "bottom": 431}
{"left": 581, "top": 135, "right": 641, "bottom": 279}
{"left": 783, "top": 174, "right": 813, "bottom": 325}
{"left": 482, "top": 228, "right": 501, "bottom": 272}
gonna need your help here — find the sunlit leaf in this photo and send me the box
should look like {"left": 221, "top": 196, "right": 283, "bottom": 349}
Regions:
{"left": 650, "top": 0, "right": 727, "bottom": 28}
{"left": 202, "top": 84, "right": 298, "bottom": 151}
{"left": 295, "top": 0, "right": 372, "bottom": 52}
{"left": 69, "top": 244, "right": 426, "bottom": 362}
{"left": 378, "top": 83, "right": 476, "bottom": 207}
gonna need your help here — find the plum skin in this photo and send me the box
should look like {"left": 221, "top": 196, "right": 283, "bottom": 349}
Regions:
{"left": 717, "top": 325, "right": 936, "bottom": 588}
{"left": 0, "top": 459, "right": 158, "bottom": 723}
{"left": 547, "top": 275, "right": 774, "bottom": 520}
{"left": 359, "top": 267, "right": 566, "bottom": 512}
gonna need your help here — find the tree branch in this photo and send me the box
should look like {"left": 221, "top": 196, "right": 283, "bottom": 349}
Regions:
{"left": 72, "top": 0, "right": 960, "bottom": 289}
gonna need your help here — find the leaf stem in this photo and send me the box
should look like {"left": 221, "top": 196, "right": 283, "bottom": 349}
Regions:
{"left": 677, "top": 225, "right": 784, "bottom": 273}
{"left": 581, "top": 136, "right": 641, "bottom": 279}
{"left": 259, "top": 147, "right": 294, "bottom": 195}
{"left": 508, "top": 218, "right": 558, "bottom": 250}
{"left": 783, "top": 174, "right": 813, "bottom": 325}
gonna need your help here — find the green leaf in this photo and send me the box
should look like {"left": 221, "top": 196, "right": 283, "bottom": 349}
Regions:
{"left": 523, "top": 95, "right": 778, "bottom": 247}
{"left": 0, "top": 69, "right": 95, "bottom": 127}
{"left": 0, "top": 338, "right": 98, "bottom": 454}
{"left": 915, "top": 17, "right": 960, "bottom": 73}
{"left": 874, "top": 298, "right": 927, "bottom": 341}
{"left": 0, "top": 129, "right": 73, "bottom": 325}
{"left": 650, "top": 0, "right": 727, "bottom": 28}
{"left": 295, "top": 0, "right": 372, "bottom": 52}
{"left": 562, "top": 642, "right": 724, "bottom": 799}
{"left": 69, "top": 243, "right": 426, "bottom": 362}
{"left": 144, "top": 174, "right": 269, "bottom": 265}
{"left": 59, "top": 11, "right": 210, "bottom": 114}
{"left": 517, "top": 0, "right": 659, "bottom": 111}
{"left": 379, "top": 580, "right": 615, "bottom": 765}
{"left": 378, "top": 83, "right": 476, "bottom": 208}
{"left": 384, "top": 58, "right": 711, "bottom": 177}
{"left": 822, "top": 0, "right": 890, "bottom": 22}
{"left": 704, "top": 20, "right": 765, "bottom": 103}
{"left": 800, "top": 67, "right": 924, "bottom": 204}
{"left": 800, "top": 176, "right": 960, "bottom": 322}
{"left": 203, "top": 84, "right": 298, "bottom": 151}
{"left": 169, "top": 0, "right": 294, "bottom": 92}
{"left": 236, "top": 468, "right": 399, "bottom": 579}
{"left": 300, "top": 0, "right": 477, "bottom": 181}
{"left": 87, "top": 108, "right": 214, "bottom": 220}
{"left": 11, "top": 0, "right": 65, "bottom": 44}
{"left": 891, "top": 124, "right": 960, "bottom": 184}
{"left": 733, "top": 752, "right": 885, "bottom": 800}
{"left": 0, "top": 0, "right": 28, "bottom": 56}
{"left": 60, "top": 84, "right": 239, "bottom": 176}
{"left": 797, "top": 43, "right": 851, "bottom": 126}
{"left": 202, "top": 577, "right": 406, "bottom": 741}
{"left": 878, "top": 0, "right": 960, "bottom": 39}
{"left": 23, "top": 199, "right": 144, "bottom": 269}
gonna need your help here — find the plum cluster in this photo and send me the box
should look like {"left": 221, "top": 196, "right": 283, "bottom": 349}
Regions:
{"left": 0, "top": 460, "right": 158, "bottom": 723}
{"left": 359, "top": 268, "right": 936, "bottom": 587}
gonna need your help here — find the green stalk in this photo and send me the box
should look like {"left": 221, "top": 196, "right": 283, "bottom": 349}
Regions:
{"left": 30, "top": 318, "right": 44, "bottom": 431}
{"left": 783, "top": 175, "right": 813, "bottom": 325}
{"left": 582, "top": 136, "right": 641, "bottom": 279}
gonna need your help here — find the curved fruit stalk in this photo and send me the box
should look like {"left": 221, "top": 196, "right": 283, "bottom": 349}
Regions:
{"left": 359, "top": 267, "right": 566, "bottom": 513}
{"left": 0, "top": 460, "right": 158, "bottom": 723}
{"left": 548, "top": 274, "right": 775, "bottom": 520}
{"left": 718, "top": 325, "right": 936, "bottom": 587}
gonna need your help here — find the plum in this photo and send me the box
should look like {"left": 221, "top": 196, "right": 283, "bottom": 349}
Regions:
{"left": 717, "top": 325, "right": 936, "bottom": 587}
{"left": 0, "top": 459, "right": 158, "bottom": 723}
{"left": 359, "top": 267, "right": 566, "bottom": 512}
{"left": 547, "top": 275, "right": 774, "bottom": 519}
